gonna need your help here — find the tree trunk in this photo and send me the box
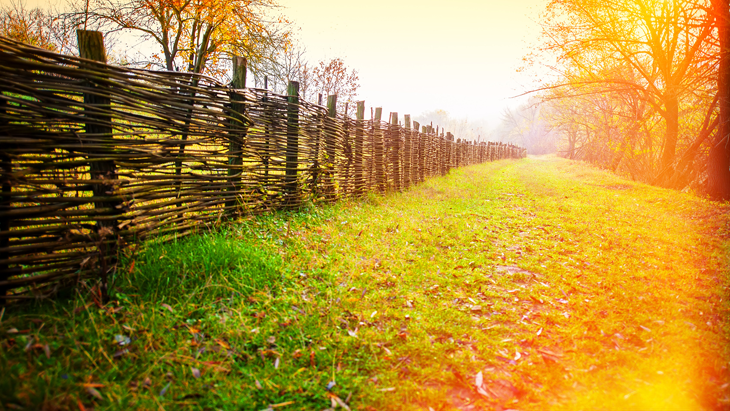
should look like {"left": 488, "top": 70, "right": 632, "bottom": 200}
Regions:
{"left": 661, "top": 93, "right": 679, "bottom": 170}
{"left": 708, "top": 0, "right": 730, "bottom": 200}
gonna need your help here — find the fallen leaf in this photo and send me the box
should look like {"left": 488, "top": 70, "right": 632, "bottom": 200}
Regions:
{"left": 161, "top": 304, "right": 173, "bottom": 313}
{"left": 122, "top": 325, "right": 136, "bottom": 332}
{"left": 86, "top": 387, "right": 103, "bottom": 401}
{"left": 331, "top": 394, "right": 351, "bottom": 410}
{"left": 477, "top": 385, "right": 491, "bottom": 398}
{"left": 114, "top": 335, "right": 131, "bottom": 346}
{"left": 347, "top": 329, "right": 358, "bottom": 338}
{"left": 475, "top": 371, "right": 484, "bottom": 388}
{"left": 191, "top": 367, "right": 201, "bottom": 379}
{"left": 514, "top": 350, "right": 522, "bottom": 361}
{"left": 255, "top": 380, "right": 263, "bottom": 389}
{"left": 160, "top": 382, "right": 171, "bottom": 397}
{"left": 271, "top": 401, "right": 295, "bottom": 408}
{"left": 379, "top": 387, "right": 395, "bottom": 392}
{"left": 43, "top": 343, "right": 51, "bottom": 359}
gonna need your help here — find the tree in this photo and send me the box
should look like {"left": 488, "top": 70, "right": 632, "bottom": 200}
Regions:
{"left": 495, "top": 100, "right": 557, "bottom": 155}
{"left": 0, "top": 1, "right": 76, "bottom": 53}
{"left": 249, "top": 42, "right": 307, "bottom": 94}
{"left": 535, "top": 0, "right": 715, "bottom": 168}
{"left": 707, "top": 0, "right": 730, "bottom": 199}
{"left": 305, "top": 58, "right": 359, "bottom": 116}
{"left": 67, "top": 0, "right": 291, "bottom": 77}
{"left": 415, "top": 110, "right": 491, "bottom": 142}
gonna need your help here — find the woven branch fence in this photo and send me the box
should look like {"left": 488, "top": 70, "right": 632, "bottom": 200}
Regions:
{"left": 0, "top": 33, "right": 526, "bottom": 301}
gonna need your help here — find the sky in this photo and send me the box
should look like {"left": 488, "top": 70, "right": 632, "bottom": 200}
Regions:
{"left": 7, "top": 0, "right": 549, "bottom": 130}
{"left": 277, "top": 0, "right": 549, "bottom": 128}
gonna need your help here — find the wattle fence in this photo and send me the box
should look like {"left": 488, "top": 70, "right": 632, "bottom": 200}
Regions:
{"left": 0, "top": 33, "right": 526, "bottom": 301}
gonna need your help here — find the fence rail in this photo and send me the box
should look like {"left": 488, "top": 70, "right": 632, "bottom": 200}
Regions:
{"left": 0, "top": 34, "right": 526, "bottom": 300}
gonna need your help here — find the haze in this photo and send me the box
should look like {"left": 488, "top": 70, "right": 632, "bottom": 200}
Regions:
{"left": 279, "top": 0, "right": 548, "bottom": 127}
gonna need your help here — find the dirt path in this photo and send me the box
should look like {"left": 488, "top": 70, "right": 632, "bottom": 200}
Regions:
{"left": 300, "top": 155, "right": 730, "bottom": 410}
{"left": 2, "top": 155, "right": 727, "bottom": 411}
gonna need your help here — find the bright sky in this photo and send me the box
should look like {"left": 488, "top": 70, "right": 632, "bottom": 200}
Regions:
{"left": 10, "top": 0, "right": 548, "bottom": 128}
{"left": 278, "top": 0, "right": 549, "bottom": 127}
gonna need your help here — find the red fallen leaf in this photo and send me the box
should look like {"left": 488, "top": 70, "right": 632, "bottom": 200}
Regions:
{"left": 397, "top": 332, "right": 408, "bottom": 340}
{"left": 77, "top": 399, "right": 87, "bottom": 411}
{"left": 271, "top": 401, "right": 295, "bottom": 408}
{"left": 310, "top": 349, "right": 316, "bottom": 367}
{"left": 128, "top": 260, "right": 135, "bottom": 274}
{"left": 74, "top": 303, "right": 93, "bottom": 315}
{"left": 292, "top": 349, "right": 303, "bottom": 359}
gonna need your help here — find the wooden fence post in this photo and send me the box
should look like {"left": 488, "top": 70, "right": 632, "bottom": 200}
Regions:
{"left": 355, "top": 101, "right": 365, "bottom": 195}
{"left": 226, "top": 56, "right": 246, "bottom": 213}
{"left": 325, "top": 94, "right": 337, "bottom": 200}
{"left": 285, "top": 81, "right": 300, "bottom": 203}
{"left": 446, "top": 131, "right": 454, "bottom": 172}
{"left": 77, "top": 29, "right": 120, "bottom": 301}
{"left": 389, "top": 112, "right": 400, "bottom": 191}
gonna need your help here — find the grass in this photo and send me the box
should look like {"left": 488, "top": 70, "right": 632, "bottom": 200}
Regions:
{"left": 1, "top": 155, "right": 729, "bottom": 410}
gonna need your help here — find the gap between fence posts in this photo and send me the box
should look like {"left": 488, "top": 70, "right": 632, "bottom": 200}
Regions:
{"left": 404, "top": 114, "right": 411, "bottom": 189}
{"left": 325, "top": 94, "right": 337, "bottom": 200}
{"left": 374, "top": 107, "right": 385, "bottom": 192}
{"left": 226, "top": 56, "right": 247, "bottom": 213}
{"left": 311, "top": 93, "right": 323, "bottom": 198}
{"left": 77, "top": 29, "right": 120, "bottom": 301}
{"left": 0, "top": 97, "right": 9, "bottom": 297}
{"left": 285, "top": 81, "right": 299, "bottom": 203}
{"left": 389, "top": 112, "right": 400, "bottom": 191}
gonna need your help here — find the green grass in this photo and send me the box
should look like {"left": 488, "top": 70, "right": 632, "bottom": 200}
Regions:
{"left": 1, "top": 155, "right": 729, "bottom": 410}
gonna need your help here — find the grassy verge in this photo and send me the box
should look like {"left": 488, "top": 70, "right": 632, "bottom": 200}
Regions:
{"left": 1, "top": 155, "right": 729, "bottom": 410}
